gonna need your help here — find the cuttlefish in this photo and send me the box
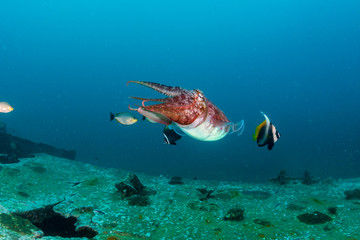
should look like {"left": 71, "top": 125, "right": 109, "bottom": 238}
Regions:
{"left": 127, "top": 81, "right": 244, "bottom": 141}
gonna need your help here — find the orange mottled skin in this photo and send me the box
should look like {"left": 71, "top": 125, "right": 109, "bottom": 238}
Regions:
{"left": 128, "top": 81, "right": 229, "bottom": 126}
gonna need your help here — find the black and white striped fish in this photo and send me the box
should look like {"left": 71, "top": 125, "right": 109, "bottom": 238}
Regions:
{"left": 253, "top": 112, "right": 280, "bottom": 150}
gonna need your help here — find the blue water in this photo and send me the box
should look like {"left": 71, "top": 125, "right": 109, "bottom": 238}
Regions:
{"left": 1, "top": 0, "right": 359, "bottom": 182}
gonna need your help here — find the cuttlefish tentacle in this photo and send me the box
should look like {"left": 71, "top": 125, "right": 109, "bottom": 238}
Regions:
{"left": 127, "top": 81, "right": 187, "bottom": 97}
{"left": 140, "top": 93, "right": 196, "bottom": 110}
{"left": 129, "top": 96, "right": 171, "bottom": 103}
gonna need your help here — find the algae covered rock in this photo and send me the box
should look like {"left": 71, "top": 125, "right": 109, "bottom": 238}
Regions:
{"left": 0, "top": 213, "right": 40, "bottom": 237}
{"left": 223, "top": 207, "right": 244, "bottom": 221}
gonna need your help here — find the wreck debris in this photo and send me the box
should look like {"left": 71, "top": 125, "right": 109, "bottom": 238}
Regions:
{"left": 269, "top": 170, "right": 288, "bottom": 185}
{"left": 302, "top": 170, "right": 318, "bottom": 185}
{"left": 168, "top": 176, "right": 184, "bottom": 185}
{"left": 0, "top": 131, "right": 76, "bottom": 160}
{"left": 270, "top": 170, "right": 318, "bottom": 185}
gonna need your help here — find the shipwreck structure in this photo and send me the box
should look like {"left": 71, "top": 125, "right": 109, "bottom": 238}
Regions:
{"left": 0, "top": 123, "right": 75, "bottom": 163}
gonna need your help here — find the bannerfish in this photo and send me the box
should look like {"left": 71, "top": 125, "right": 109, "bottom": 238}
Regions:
{"left": 110, "top": 112, "right": 138, "bottom": 125}
{"left": 253, "top": 112, "right": 280, "bottom": 150}
{"left": 163, "top": 125, "right": 182, "bottom": 145}
{"left": 0, "top": 102, "right": 14, "bottom": 113}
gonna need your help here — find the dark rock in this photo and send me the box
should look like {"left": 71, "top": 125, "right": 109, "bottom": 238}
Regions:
{"left": 169, "top": 176, "right": 184, "bottom": 185}
{"left": 223, "top": 207, "right": 244, "bottom": 221}
{"left": 344, "top": 188, "right": 360, "bottom": 200}
{"left": 129, "top": 173, "right": 145, "bottom": 193}
{"left": 254, "top": 218, "right": 272, "bottom": 226}
{"left": 196, "top": 188, "right": 215, "bottom": 201}
{"left": 17, "top": 191, "right": 30, "bottom": 198}
{"left": 327, "top": 207, "right": 337, "bottom": 215}
{"left": 115, "top": 173, "right": 154, "bottom": 206}
{"left": 115, "top": 182, "right": 138, "bottom": 198}
{"left": 115, "top": 173, "right": 148, "bottom": 196}
{"left": 297, "top": 211, "right": 332, "bottom": 225}
{"left": 323, "top": 224, "right": 336, "bottom": 232}
{"left": 76, "top": 226, "right": 98, "bottom": 238}
{"left": 196, "top": 188, "right": 208, "bottom": 194}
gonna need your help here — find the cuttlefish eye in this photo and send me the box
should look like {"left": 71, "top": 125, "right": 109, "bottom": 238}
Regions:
{"left": 195, "top": 90, "right": 205, "bottom": 102}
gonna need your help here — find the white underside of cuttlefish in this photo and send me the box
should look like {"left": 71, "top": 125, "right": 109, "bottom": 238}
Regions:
{"left": 127, "top": 81, "right": 244, "bottom": 141}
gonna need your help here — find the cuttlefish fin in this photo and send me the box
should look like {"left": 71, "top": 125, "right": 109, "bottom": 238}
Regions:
{"left": 229, "top": 120, "right": 245, "bottom": 136}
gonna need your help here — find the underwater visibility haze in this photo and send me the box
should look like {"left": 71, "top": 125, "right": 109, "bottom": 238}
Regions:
{"left": 1, "top": 0, "right": 360, "bottom": 182}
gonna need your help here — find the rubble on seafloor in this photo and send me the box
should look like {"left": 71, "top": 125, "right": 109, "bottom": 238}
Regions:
{"left": 0, "top": 154, "right": 360, "bottom": 239}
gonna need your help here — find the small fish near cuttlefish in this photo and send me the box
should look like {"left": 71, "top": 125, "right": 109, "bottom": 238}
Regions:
{"left": 110, "top": 112, "right": 138, "bottom": 125}
{"left": 163, "top": 125, "right": 182, "bottom": 145}
{"left": 0, "top": 102, "right": 14, "bottom": 113}
{"left": 142, "top": 115, "right": 182, "bottom": 145}
{"left": 253, "top": 112, "right": 281, "bottom": 150}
